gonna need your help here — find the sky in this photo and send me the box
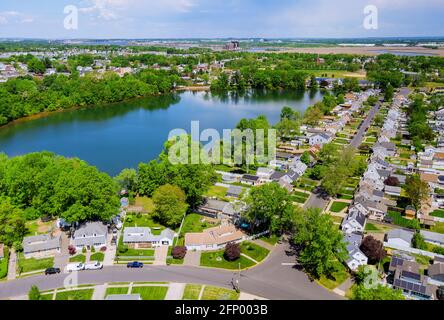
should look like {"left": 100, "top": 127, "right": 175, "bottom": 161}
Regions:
{"left": 0, "top": 0, "right": 443, "bottom": 39}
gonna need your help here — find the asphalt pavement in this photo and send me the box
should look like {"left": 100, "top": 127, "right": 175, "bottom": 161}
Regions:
{"left": 350, "top": 102, "right": 381, "bottom": 148}
{"left": 0, "top": 241, "right": 341, "bottom": 300}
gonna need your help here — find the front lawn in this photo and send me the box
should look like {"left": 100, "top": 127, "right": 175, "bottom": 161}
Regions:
{"left": 106, "top": 287, "right": 129, "bottom": 296}
{"left": 431, "top": 210, "right": 444, "bottom": 219}
{"left": 167, "top": 246, "right": 184, "bottom": 265}
{"left": 365, "top": 223, "right": 380, "bottom": 231}
{"left": 201, "top": 286, "right": 239, "bottom": 300}
{"left": 90, "top": 252, "right": 105, "bottom": 262}
{"left": 317, "top": 266, "right": 349, "bottom": 290}
{"left": 131, "top": 286, "right": 168, "bottom": 300}
{"left": 330, "top": 201, "right": 349, "bottom": 213}
{"left": 69, "top": 254, "right": 86, "bottom": 263}
{"left": 240, "top": 242, "right": 270, "bottom": 262}
{"left": 55, "top": 289, "right": 94, "bottom": 300}
{"left": 117, "top": 248, "right": 155, "bottom": 258}
{"left": 200, "top": 250, "right": 255, "bottom": 270}
{"left": 182, "top": 284, "right": 202, "bottom": 300}
{"left": 18, "top": 253, "right": 53, "bottom": 273}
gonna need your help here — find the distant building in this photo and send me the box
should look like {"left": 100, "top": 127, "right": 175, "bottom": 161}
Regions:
{"left": 223, "top": 41, "right": 240, "bottom": 51}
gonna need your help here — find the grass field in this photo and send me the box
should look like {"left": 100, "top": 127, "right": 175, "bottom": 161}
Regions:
{"left": 240, "top": 242, "right": 270, "bottom": 262}
{"left": 200, "top": 250, "right": 255, "bottom": 270}
{"left": 431, "top": 210, "right": 444, "bottom": 219}
{"left": 181, "top": 213, "right": 219, "bottom": 234}
{"left": 124, "top": 213, "right": 165, "bottom": 234}
{"left": 200, "top": 286, "right": 240, "bottom": 300}
{"left": 105, "top": 287, "right": 129, "bottom": 296}
{"left": 134, "top": 196, "right": 155, "bottom": 213}
{"left": 69, "top": 254, "right": 86, "bottom": 263}
{"left": 55, "top": 289, "right": 94, "bottom": 300}
{"left": 182, "top": 284, "right": 202, "bottom": 300}
{"left": 204, "top": 185, "right": 228, "bottom": 200}
{"left": 90, "top": 252, "right": 105, "bottom": 262}
{"left": 317, "top": 266, "right": 349, "bottom": 290}
{"left": 330, "top": 201, "right": 349, "bottom": 213}
{"left": 131, "top": 286, "right": 168, "bottom": 300}
{"left": 18, "top": 253, "right": 53, "bottom": 273}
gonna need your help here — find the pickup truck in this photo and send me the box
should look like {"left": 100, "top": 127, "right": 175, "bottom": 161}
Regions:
{"left": 84, "top": 261, "right": 103, "bottom": 270}
{"left": 66, "top": 263, "right": 85, "bottom": 272}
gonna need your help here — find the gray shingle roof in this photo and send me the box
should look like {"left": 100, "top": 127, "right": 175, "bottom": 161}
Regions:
{"left": 73, "top": 222, "right": 108, "bottom": 247}
{"left": 123, "top": 227, "right": 175, "bottom": 243}
{"left": 420, "top": 230, "right": 444, "bottom": 245}
{"left": 23, "top": 234, "right": 61, "bottom": 254}
{"left": 387, "top": 229, "right": 414, "bottom": 244}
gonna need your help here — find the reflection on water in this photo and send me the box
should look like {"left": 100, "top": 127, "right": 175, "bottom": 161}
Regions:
{"left": 0, "top": 89, "right": 323, "bottom": 175}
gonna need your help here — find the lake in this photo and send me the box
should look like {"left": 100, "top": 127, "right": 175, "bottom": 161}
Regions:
{"left": 0, "top": 89, "right": 323, "bottom": 176}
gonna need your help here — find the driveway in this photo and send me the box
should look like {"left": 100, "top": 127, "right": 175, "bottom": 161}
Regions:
{"left": 304, "top": 187, "right": 330, "bottom": 211}
{"left": 0, "top": 240, "right": 341, "bottom": 300}
{"left": 350, "top": 102, "right": 381, "bottom": 148}
{"left": 153, "top": 246, "right": 168, "bottom": 266}
{"left": 183, "top": 250, "right": 201, "bottom": 267}
{"left": 53, "top": 233, "right": 69, "bottom": 269}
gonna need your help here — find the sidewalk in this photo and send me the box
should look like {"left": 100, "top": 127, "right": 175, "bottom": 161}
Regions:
{"left": 7, "top": 248, "right": 16, "bottom": 281}
{"left": 92, "top": 284, "right": 107, "bottom": 300}
{"left": 165, "top": 283, "right": 185, "bottom": 300}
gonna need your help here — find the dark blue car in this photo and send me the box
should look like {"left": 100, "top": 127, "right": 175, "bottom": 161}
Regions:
{"left": 127, "top": 261, "right": 144, "bottom": 268}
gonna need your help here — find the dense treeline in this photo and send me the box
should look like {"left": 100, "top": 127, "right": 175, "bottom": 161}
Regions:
{"left": 407, "top": 94, "right": 435, "bottom": 150}
{"left": 0, "top": 69, "right": 180, "bottom": 125}
{"left": 0, "top": 152, "right": 119, "bottom": 247}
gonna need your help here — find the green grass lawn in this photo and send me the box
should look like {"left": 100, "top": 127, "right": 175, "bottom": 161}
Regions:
{"left": 317, "top": 266, "right": 349, "bottom": 290}
{"left": 106, "top": 287, "right": 129, "bottom": 296}
{"left": 259, "top": 234, "right": 280, "bottom": 245}
{"left": 90, "top": 252, "right": 105, "bottom": 262}
{"left": 205, "top": 185, "right": 228, "bottom": 200}
{"left": 200, "top": 250, "right": 255, "bottom": 270}
{"left": 182, "top": 284, "right": 202, "bottom": 300}
{"left": 117, "top": 248, "right": 155, "bottom": 257}
{"left": 431, "top": 210, "right": 444, "bottom": 219}
{"left": 134, "top": 196, "right": 155, "bottom": 213}
{"left": 330, "top": 201, "right": 349, "bottom": 213}
{"left": 40, "top": 293, "right": 53, "bottom": 300}
{"left": 55, "top": 289, "right": 94, "bottom": 300}
{"left": 69, "top": 254, "right": 86, "bottom": 263}
{"left": 365, "top": 223, "right": 380, "bottom": 231}
{"left": 240, "top": 242, "right": 270, "bottom": 262}
{"left": 387, "top": 211, "right": 418, "bottom": 229}
{"left": 181, "top": 213, "right": 219, "bottom": 235}
{"left": 124, "top": 213, "right": 165, "bottom": 234}
{"left": 131, "top": 286, "right": 168, "bottom": 300}
{"left": 431, "top": 222, "right": 444, "bottom": 235}
{"left": 200, "top": 286, "right": 240, "bottom": 300}
{"left": 18, "top": 253, "right": 53, "bottom": 273}
{"left": 0, "top": 247, "right": 9, "bottom": 279}
{"left": 291, "top": 195, "right": 308, "bottom": 204}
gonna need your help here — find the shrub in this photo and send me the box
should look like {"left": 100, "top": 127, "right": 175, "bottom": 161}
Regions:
{"left": 360, "top": 236, "right": 386, "bottom": 264}
{"left": 171, "top": 246, "right": 187, "bottom": 259}
{"left": 91, "top": 246, "right": 96, "bottom": 253}
{"left": 224, "top": 242, "right": 241, "bottom": 261}
{"left": 384, "top": 176, "right": 400, "bottom": 187}
{"left": 28, "top": 285, "right": 41, "bottom": 300}
{"left": 118, "top": 245, "right": 128, "bottom": 254}
{"left": 68, "top": 245, "right": 76, "bottom": 256}
{"left": 100, "top": 246, "right": 107, "bottom": 252}
{"left": 82, "top": 247, "right": 87, "bottom": 254}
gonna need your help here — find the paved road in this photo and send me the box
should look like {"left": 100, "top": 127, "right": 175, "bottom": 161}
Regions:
{"left": 350, "top": 102, "right": 381, "bottom": 148}
{"left": 0, "top": 241, "right": 341, "bottom": 300}
{"left": 304, "top": 187, "right": 330, "bottom": 210}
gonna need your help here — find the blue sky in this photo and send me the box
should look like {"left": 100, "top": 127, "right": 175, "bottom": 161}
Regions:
{"left": 0, "top": 0, "right": 443, "bottom": 39}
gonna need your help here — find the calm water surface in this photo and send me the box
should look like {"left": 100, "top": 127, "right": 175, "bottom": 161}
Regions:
{"left": 0, "top": 90, "right": 323, "bottom": 175}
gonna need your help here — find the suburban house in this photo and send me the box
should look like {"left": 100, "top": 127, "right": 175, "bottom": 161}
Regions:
{"left": 308, "top": 132, "right": 332, "bottom": 146}
{"left": 344, "top": 232, "right": 368, "bottom": 271}
{"left": 341, "top": 209, "right": 366, "bottom": 234}
{"left": 184, "top": 224, "right": 246, "bottom": 251}
{"left": 389, "top": 256, "right": 436, "bottom": 300}
{"left": 196, "top": 198, "right": 239, "bottom": 220}
{"left": 123, "top": 227, "right": 175, "bottom": 247}
{"left": 428, "top": 262, "right": 444, "bottom": 283}
{"left": 385, "top": 229, "right": 414, "bottom": 248}
{"left": 240, "top": 174, "right": 260, "bottom": 186}
{"left": 72, "top": 222, "right": 108, "bottom": 250}
{"left": 226, "top": 185, "right": 243, "bottom": 198}
{"left": 22, "top": 234, "right": 61, "bottom": 259}
{"left": 420, "top": 230, "right": 444, "bottom": 248}
{"left": 256, "top": 167, "right": 275, "bottom": 181}
{"left": 289, "top": 160, "right": 308, "bottom": 176}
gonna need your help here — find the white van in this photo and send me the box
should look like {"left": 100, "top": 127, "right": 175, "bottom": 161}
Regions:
{"left": 66, "top": 263, "right": 85, "bottom": 272}
{"left": 84, "top": 261, "right": 103, "bottom": 270}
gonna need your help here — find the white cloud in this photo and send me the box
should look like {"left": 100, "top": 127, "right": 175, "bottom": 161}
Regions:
{"left": 0, "top": 11, "right": 33, "bottom": 25}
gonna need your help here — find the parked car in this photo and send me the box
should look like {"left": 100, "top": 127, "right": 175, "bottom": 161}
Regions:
{"left": 127, "top": 261, "right": 144, "bottom": 268}
{"left": 45, "top": 267, "right": 61, "bottom": 275}
{"left": 66, "top": 263, "right": 85, "bottom": 272}
{"left": 84, "top": 261, "right": 103, "bottom": 270}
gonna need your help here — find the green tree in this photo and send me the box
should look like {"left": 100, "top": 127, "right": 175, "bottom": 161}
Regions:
{"left": 28, "top": 285, "right": 41, "bottom": 300}
{"left": 292, "top": 208, "right": 347, "bottom": 278}
{"left": 152, "top": 184, "right": 188, "bottom": 227}
{"left": 300, "top": 151, "right": 311, "bottom": 165}
{"left": 352, "top": 284, "right": 405, "bottom": 300}
{"left": 384, "top": 83, "right": 394, "bottom": 102}
{"left": 114, "top": 168, "right": 138, "bottom": 191}
{"left": 405, "top": 175, "right": 429, "bottom": 212}
{"left": 0, "top": 197, "right": 27, "bottom": 248}
{"left": 411, "top": 232, "right": 427, "bottom": 250}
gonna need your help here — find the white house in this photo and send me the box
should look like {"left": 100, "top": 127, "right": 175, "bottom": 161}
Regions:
{"left": 308, "top": 132, "right": 332, "bottom": 146}
{"left": 341, "top": 209, "right": 366, "bottom": 234}
{"left": 346, "top": 244, "right": 368, "bottom": 271}
{"left": 289, "top": 160, "right": 308, "bottom": 176}
{"left": 123, "top": 227, "right": 175, "bottom": 247}
{"left": 385, "top": 229, "right": 414, "bottom": 248}
{"left": 22, "top": 234, "right": 61, "bottom": 259}
{"left": 72, "top": 222, "right": 108, "bottom": 250}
